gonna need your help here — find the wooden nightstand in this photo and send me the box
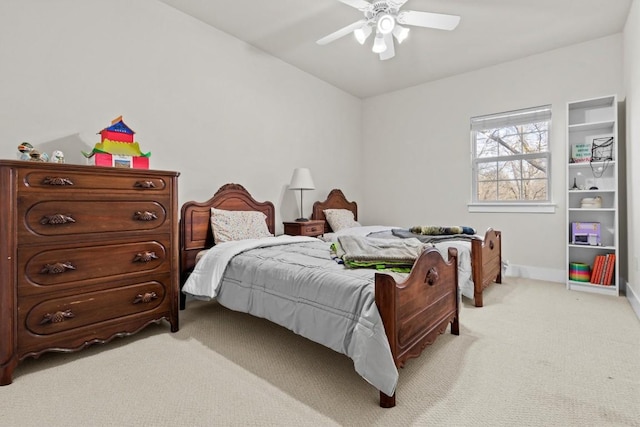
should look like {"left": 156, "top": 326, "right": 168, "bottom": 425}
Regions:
{"left": 283, "top": 220, "right": 325, "bottom": 237}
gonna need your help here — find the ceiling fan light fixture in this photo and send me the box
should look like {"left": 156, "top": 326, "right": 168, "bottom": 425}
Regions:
{"left": 316, "top": 1, "right": 461, "bottom": 61}
{"left": 354, "top": 24, "right": 372, "bottom": 45}
{"left": 392, "top": 24, "right": 410, "bottom": 44}
{"left": 372, "top": 33, "right": 387, "bottom": 53}
{"left": 376, "top": 14, "right": 395, "bottom": 35}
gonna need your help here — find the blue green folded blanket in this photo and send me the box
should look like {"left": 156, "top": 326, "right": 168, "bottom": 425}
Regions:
{"left": 409, "top": 225, "right": 476, "bottom": 235}
{"left": 331, "top": 235, "right": 426, "bottom": 272}
{"left": 391, "top": 226, "right": 478, "bottom": 244}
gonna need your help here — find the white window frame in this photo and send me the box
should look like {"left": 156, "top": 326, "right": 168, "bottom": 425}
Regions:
{"left": 468, "top": 105, "right": 556, "bottom": 214}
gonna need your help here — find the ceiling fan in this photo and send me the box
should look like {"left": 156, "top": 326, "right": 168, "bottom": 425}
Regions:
{"left": 317, "top": 0, "right": 460, "bottom": 60}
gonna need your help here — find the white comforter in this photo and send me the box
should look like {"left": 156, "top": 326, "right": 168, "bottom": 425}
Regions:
{"left": 182, "top": 235, "right": 399, "bottom": 396}
{"left": 322, "top": 226, "right": 476, "bottom": 300}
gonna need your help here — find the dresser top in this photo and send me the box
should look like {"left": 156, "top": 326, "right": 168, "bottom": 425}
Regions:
{"left": 0, "top": 159, "right": 179, "bottom": 177}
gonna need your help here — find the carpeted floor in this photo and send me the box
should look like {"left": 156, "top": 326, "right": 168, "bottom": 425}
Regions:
{"left": 1, "top": 277, "right": 639, "bottom": 426}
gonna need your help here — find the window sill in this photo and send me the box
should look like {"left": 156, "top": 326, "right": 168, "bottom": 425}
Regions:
{"left": 467, "top": 202, "right": 556, "bottom": 214}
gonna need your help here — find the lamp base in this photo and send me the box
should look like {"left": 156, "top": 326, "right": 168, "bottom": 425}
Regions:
{"left": 295, "top": 218, "right": 310, "bottom": 222}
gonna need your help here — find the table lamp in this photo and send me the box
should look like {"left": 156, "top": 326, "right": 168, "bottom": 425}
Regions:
{"left": 289, "top": 168, "right": 315, "bottom": 222}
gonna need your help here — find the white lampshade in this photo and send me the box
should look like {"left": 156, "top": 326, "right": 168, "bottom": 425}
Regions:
{"left": 372, "top": 33, "right": 387, "bottom": 54}
{"left": 354, "top": 24, "right": 372, "bottom": 45}
{"left": 289, "top": 168, "right": 315, "bottom": 190}
{"left": 393, "top": 25, "right": 410, "bottom": 44}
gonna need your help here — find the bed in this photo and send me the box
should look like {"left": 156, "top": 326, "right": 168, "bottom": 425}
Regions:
{"left": 179, "top": 183, "right": 459, "bottom": 408}
{"left": 312, "top": 189, "right": 502, "bottom": 308}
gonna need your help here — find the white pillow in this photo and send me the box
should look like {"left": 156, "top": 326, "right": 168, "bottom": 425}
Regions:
{"left": 211, "top": 208, "right": 272, "bottom": 243}
{"left": 323, "top": 208, "right": 361, "bottom": 232}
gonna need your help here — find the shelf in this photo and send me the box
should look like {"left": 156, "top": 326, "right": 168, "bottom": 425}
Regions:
{"left": 568, "top": 160, "right": 616, "bottom": 168}
{"left": 566, "top": 95, "right": 618, "bottom": 296}
{"left": 567, "top": 96, "right": 615, "bottom": 111}
{"left": 567, "top": 280, "right": 616, "bottom": 288}
{"left": 568, "top": 208, "right": 615, "bottom": 212}
{"left": 568, "top": 244, "right": 615, "bottom": 250}
{"left": 567, "top": 189, "right": 615, "bottom": 193}
{"left": 566, "top": 280, "right": 618, "bottom": 296}
{"left": 567, "top": 120, "right": 615, "bottom": 132}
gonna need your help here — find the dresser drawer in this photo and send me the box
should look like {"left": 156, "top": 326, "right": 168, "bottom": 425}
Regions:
{"left": 18, "top": 168, "right": 169, "bottom": 194}
{"left": 18, "top": 197, "right": 170, "bottom": 242}
{"left": 17, "top": 278, "right": 171, "bottom": 354}
{"left": 283, "top": 220, "right": 325, "bottom": 237}
{"left": 299, "top": 222, "right": 324, "bottom": 236}
{"left": 18, "top": 238, "right": 170, "bottom": 295}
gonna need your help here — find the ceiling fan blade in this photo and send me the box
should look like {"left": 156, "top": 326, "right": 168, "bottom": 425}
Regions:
{"left": 317, "top": 19, "right": 367, "bottom": 45}
{"left": 387, "top": 0, "right": 409, "bottom": 8}
{"left": 397, "top": 10, "right": 461, "bottom": 31}
{"left": 379, "top": 33, "right": 395, "bottom": 60}
{"left": 336, "top": 0, "right": 372, "bottom": 11}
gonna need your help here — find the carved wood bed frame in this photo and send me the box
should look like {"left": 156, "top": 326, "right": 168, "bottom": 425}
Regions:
{"left": 179, "top": 183, "right": 459, "bottom": 408}
{"left": 312, "top": 189, "right": 502, "bottom": 307}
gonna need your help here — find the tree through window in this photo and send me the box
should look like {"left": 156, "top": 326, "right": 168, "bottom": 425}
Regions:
{"left": 471, "top": 105, "right": 551, "bottom": 203}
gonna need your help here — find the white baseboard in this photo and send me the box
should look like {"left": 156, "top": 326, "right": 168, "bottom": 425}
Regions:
{"left": 504, "top": 264, "right": 565, "bottom": 283}
{"left": 626, "top": 280, "right": 640, "bottom": 321}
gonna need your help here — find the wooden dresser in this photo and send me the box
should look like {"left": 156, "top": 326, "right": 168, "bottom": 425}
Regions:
{"left": 0, "top": 160, "right": 180, "bottom": 385}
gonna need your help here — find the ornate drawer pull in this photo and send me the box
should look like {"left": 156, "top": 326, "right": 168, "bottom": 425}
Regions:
{"left": 134, "top": 180, "right": 156, "bottom": 189}
{"left": 40, "top": 309, "right": 75, "bottom": 324}
{"left": 425, "top": 267, "right": 438, "bottom": 286}
{"left": 42, "top": 176, "right": 74, "bottom": 186}
{"left": 133, "top": 251, "right": 158, "bottom": 263}
{"left": 40, "top": 262, "right": 76, "bottom": 274}
{"left": 40, "top": 214, "right": 76, "bottom": 225}
{"left": 134, "top": 211, "right": 158, "bottom": 221}
{"left": 133, "top": 292, "right": 158, "bottom": 304}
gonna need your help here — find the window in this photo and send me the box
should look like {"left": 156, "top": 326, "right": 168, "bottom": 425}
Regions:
{"left": 470, "top": 105, "right": 553, "bottom": 212}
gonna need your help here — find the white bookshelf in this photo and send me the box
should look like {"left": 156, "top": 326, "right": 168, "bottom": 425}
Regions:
{"left": 566, "top": 95, "right": 619, "bottom": 296}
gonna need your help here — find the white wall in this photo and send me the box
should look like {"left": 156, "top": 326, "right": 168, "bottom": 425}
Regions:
{"left": 0, "top": 0, "right": 634, "bottom": 289}
{"left": 0, "top": 0, "right": 363, "bottom": 234}
{"left": 362, "top": 35, "right": 624, "bottom": 281}
{"left": 623, "top": 0, "right": 640, "bottom": 316}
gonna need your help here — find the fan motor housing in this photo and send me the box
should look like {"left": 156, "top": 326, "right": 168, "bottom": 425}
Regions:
{"left": 366, "top": 2, "right": 399, "bottom": 20}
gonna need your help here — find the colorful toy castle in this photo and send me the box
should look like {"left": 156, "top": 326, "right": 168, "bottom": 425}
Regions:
{"left": 83, "top": 116, "right": 150, "bottom": 168}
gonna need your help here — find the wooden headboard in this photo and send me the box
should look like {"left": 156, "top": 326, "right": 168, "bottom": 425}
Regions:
{"left": 179, "top": 183, "right": 275, "bottom": 279}
{"left": 311, "top": 189, "right": 358, "bottom": 234}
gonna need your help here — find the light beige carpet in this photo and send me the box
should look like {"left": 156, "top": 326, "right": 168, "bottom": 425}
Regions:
{"left": 1, "top": 277, "right": 639, "bottom": 426}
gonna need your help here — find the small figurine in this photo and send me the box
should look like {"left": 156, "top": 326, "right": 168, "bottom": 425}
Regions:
{"left": 51, "top": 150, "right": 65, "bottom": 163}
{"left": 28, "top": 149, "right": 49, "bottom": 162}
{"left": 17, "top": 142, "right": 33, "bottom": 160}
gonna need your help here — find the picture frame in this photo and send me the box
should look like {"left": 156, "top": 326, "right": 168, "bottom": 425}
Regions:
{"left": 113, "top": 155, "right": 133, "bottom": 168}
{"left": 571, "top": 143, "right": 591, "bottom": 163}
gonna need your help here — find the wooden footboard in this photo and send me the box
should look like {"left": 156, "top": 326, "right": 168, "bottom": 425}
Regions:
{"left": 470, "top": 228, "right": 502, "bottom": 307}
{"left": 375, "top": 247, "right": 459, "bottom": 408}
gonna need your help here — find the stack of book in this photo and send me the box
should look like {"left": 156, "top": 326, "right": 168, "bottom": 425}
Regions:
{"left": 590, "top": 254, "right": 616, "bottom": 286}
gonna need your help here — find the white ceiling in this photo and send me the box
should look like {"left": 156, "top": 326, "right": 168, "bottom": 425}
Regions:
{"left": 158, "top": 0, "right": 632, "bottom": 98}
